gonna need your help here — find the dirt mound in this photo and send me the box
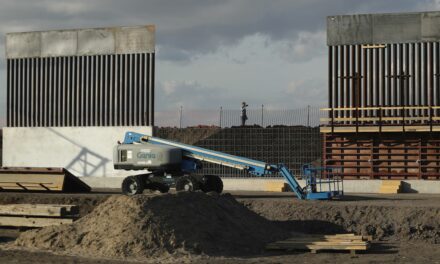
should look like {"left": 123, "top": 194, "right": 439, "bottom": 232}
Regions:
{"left": 243, "top": 199, "right": 440, "bottom": 243}
{"left": 16, "top": 192, "right": 286, "bottom": 259}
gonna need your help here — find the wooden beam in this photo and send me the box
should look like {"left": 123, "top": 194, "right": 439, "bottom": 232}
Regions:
{"left": 0, "top": 216, "right": 73, "bottom": 227}
{"left": 0, "top": 204, "right": 78, "bottom": 217}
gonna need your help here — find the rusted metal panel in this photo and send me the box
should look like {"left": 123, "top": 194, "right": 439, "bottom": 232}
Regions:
{"left": 323, "top": 133, "right": 440, "bottom": 179}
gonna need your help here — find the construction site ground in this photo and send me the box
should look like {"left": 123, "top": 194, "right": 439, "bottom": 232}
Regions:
{"left": 0, "top": 190, "right": 439, "bottom": 263}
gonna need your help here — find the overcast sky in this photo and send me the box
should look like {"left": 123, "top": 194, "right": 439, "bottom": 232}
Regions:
{"left": 0, "top": 0, "right": 437, "bottom": 126}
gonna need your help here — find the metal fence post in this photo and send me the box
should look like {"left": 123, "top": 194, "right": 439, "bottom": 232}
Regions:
{"left": 307, "top": 105, "right": 310, "bottom": 127}
{"left": 179, "top": 106, "right": 183, "bottom": 128}
{"left": 219, "top": 106, "right": 223, "bottom": 128}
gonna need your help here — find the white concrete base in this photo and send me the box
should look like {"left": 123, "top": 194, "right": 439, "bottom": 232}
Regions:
{"left": 80, "top": 177, "right": 440, "bottom": 194}
{"left": 82, "top": 177, "right": 125, "bottom": 189}
{"left": 223, "top": 178, "right": 440, "bottom": 193}
{"left": 3, "top": 126, "right": 152, "bottom": 177}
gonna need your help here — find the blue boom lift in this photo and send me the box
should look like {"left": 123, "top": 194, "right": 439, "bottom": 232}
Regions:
{"left": 114, "top": 132, "right": 343, "bottom": 200}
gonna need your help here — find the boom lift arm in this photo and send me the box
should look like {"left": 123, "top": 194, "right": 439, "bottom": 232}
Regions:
{"left": 122, "top": 132, "right": 307, "bottom": 199}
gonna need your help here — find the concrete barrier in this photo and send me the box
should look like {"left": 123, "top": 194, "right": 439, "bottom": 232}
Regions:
{"left": 80, "top": 177, "right": 440, "bottom": 194}
{"left": 3, "top": 127, "right": 152, "bottom": 177}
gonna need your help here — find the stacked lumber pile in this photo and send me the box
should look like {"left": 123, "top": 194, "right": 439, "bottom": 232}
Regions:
{"left": 379, "top": 180, "right": 402, "bottom": 194}
{"left": 0, "top": 204, "right": 78, "bottom": 227}
{"left": 0, "top": 167, "right": 90, "bottom": 193}
{"left": 266, "top": 233, "right": 372, "bottom": 255}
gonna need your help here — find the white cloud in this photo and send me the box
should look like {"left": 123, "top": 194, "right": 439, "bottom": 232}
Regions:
{"left": 161, "top": 80, "right": 178, "bottom": 96}
{"left": 44, "top": 1, "right": 91, "bottom": 15}
{"left": 285, "top": 80, "right": 306, "bottom": 94}
{"left": 0, "top": 0, "right": 426, "bottom": 127}
{"left": 156, "top": 31, "right": 328, "bottom": 112}
{"left": 418, "top": 0, "right": 440, "bottom": 9}
{"left": 277, "top": 30, "right": 327, "bottom": 63}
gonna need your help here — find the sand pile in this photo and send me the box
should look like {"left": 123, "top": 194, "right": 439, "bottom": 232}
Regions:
{"left": 16, "top": 192, "right": 286, "bottom": 259}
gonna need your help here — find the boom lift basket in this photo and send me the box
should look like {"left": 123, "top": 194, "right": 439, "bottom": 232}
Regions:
{"left": 302, "top": 164, "right": 344, "bottom": 200}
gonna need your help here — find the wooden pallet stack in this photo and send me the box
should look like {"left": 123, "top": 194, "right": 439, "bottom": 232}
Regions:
{"left": 266, "top": 233, "right": 372, "bottom": 255}
{"left": 379, "top": 180, "right": 402, "bottom": 194}
{"left": 0, "top": 204, "right": 78, "bottom": 227}
{"left": 0, "top": 167, "right": 91, "bottom": 193}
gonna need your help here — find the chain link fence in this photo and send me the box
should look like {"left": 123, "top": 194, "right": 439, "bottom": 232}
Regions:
{"left": 155, "top": 106, "right": 322, "bottom": 178}
{"left": 155, "top": 106, "right": 323, "bottom": 128}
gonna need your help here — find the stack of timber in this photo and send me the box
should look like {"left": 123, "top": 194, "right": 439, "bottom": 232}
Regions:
{"left": 0, "top": 167, "right": 91, "bottom": 193}
{"left": 266, "top": 233, "right": 371, "bottom": 255}
{"left": 0, "top": 204, "right": 78, "bottom": 227}
{"left": 379, "top": 180, "right": 402, "bottom": 194}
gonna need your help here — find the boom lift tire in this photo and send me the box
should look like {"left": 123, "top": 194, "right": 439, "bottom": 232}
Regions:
{"left": 201, "top": 175, "right": 223, "bottom": 194}
{"left": 121, "top": 175, "right": 145, "bottom": 195}
{"left": 147, "top": 182, "right": 170, "bottom": 193}
{"left": 175, "top": 176, "right": 199, "bottom": 192}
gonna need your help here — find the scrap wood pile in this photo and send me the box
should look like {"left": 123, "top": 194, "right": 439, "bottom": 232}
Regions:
{"left": 0, "top": 204, "right": 78, "bottom": 227}
{"left": 266, "top": 233, "right": 372, "bottom": 255}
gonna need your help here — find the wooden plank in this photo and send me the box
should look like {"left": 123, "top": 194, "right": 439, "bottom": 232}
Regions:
{"left": 382, "top": 180, "right": 401, "bottom": 185}
{"left": 266, "top": 233, "right": 371, "bottom": 253}
{"left": 285, "top": 237, "right": 369, "bottom": 242}
{"left": 321, "top": 125, "right": 440, "bottom": 133}
{"left": 321, "top": 106, "right": 433, "bottom": 111}
{"left": 266, "top": 244, "right": 368, "bottom": 251}
{"left": 308, "top": 245, "right": 368, "bottom": 250}
{"left": 277, "top": 234, "right": 366, "bottom": 239}
{"left": 286, "top": 234, "right": 370, "bottom": 240}
{"left": 270, "top": 241, "right": 368, "bottom": 246}
{"left": 0, "top": 204, "right": 78, "bottom": 217}
{"left": 0, "top": 173, "right": 65, "bottom": 191}
{"left": 0, "top": 216, "right": 73, "bottom": 227}
{"left": 379, "top": 180, "right": 401, "bottom": 193}
{"left": 362, "top": 44, "right": 386, "bottom": 49}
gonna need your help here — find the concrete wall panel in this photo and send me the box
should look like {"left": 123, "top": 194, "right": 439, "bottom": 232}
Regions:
{"left": 41, "top": 30, "right": 77, "bottom": 57}
{"left": 327, "top": 15, "right": 372, "bottom": 45}
{"left": 5, "top": 32, "right": 41, "bottom": 58}
{"left": 372, "top": 13, "right": 421, "bottom": 43}
{"left": 79, "top": 178, "right": 440, "bottom": 193}
{"left": 77, "top": 28, "right": 115, "bottom": 56}
{"left": 3, "top": 126, "right": 153, "bottom": 177}
{"left": 6, "top": 25, "right": 155, "bottom": 58}
{"left": 421, "top": 12, "right": 440, "bottom": 41}
{"left": 115, "top": 26, "right": 155, "bottom": 54}
{"left": 328, "top": 11, "right": 440, "bottom": 45}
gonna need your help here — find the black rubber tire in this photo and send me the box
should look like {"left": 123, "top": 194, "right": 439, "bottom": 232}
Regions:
{"left": 121, "top": 175, "right": 145, "bottom": 195}
{"left": 147, "top": 182, "right": 170, "bottom": 193}
{"left": 158, "top": 184, "right": 170, "bottom": 193}
{"left": 201, "top": 175, "right": 223, "bottom": 194}
{"left": 175, "top": 176, "right": 199, "bottom": 192}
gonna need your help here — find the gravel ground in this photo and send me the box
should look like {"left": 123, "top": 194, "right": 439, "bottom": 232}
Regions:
{"left": 0, "top": 191, "right": 439, "bottom": 263}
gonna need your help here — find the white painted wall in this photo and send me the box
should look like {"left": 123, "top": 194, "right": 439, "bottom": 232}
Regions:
{"left": 3, "top": 126, "right": 152, "bottom": 177}
{"left": 79, "top": 177, "right": 440, "bottom": 193}
{"left": 222, "top": 179, "right": 440, "bottom": 194}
